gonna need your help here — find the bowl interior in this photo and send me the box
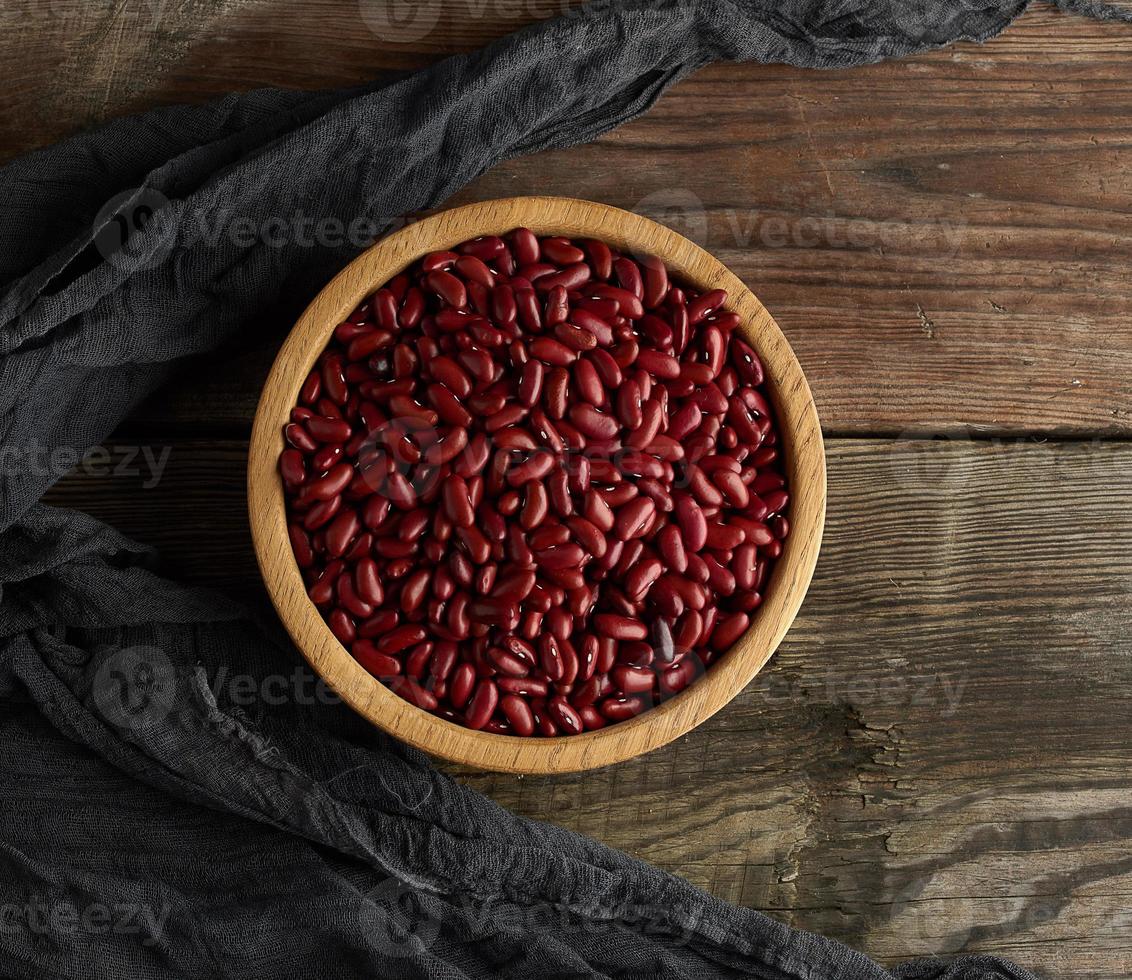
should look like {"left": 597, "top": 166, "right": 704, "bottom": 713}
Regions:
{"left": 248, "top": 196, "right": 826, "bottom": 774}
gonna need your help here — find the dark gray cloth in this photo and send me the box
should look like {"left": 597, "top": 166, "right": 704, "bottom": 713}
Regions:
{"left": 1, "top": 2, "right": 1124, "bottom": 977}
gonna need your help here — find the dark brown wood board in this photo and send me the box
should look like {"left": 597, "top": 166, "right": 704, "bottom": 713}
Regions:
{"left": 11, "top": 1, "right": 1132, "bottom": 975}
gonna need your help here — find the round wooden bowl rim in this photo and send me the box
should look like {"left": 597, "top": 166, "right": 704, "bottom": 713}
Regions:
{"left": 248, "top": 196, "right": 826, "bottom": 774}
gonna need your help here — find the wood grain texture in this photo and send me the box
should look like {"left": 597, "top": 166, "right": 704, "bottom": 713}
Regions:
{"left": 245, "top": 196, "right": 826, "bottom": 773}
{"left": 43, "top": 436, "right": 1132, "bottom": 975}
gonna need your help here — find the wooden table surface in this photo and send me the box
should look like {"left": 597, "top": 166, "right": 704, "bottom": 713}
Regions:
{"left": 9, "top": 3, "right": 1131, "bottom": 977}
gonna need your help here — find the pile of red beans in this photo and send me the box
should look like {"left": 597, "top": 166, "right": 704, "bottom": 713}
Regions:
{"left": 280, "top": 229, "right": 789, "bottom": 736}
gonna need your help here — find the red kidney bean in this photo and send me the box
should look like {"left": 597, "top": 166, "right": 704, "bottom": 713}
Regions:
{"left": 658, "top": 658, "right": 694, "bottom": 696}
{"left": 636, "top": 349, "right": 680, "bottom": 380}
{"left": 569, "top": 309, "right": 614, "bottom": 346}
{"left": 554, "top": 322, "right": 597, "bottom": 352}
{"left": 500, "top": 694, "right": 536, "bottom": 736}
{"left": 577, "top": 704, "right": 607, "bottom": 730}
{"left": 454, "top": 255, "right": 493, "bottom": 289}
{"left": 547, "top": 469, "right": 574, "bottom": 518}
{"left": 303, "top": 494, "right": 343, "bottom": 531}
{"left": 313, "top": 443, "right": 346, "bottom": 473}
{"left": 528, "top": 700, "right": 557, "bottom": 737}
{"left": 279, "top": 449, "right": 307, "bottom": 486}
{"left": 405, "top": 642, "right": 434, "bottom": 679}
{"left": 353, "top": 641, "right": 402, "bottom": 678}
{"left": 656, "top": 524, "right": 688, "bottom": 574}
{"left": 508, "top": 449, "right": 556, "bottom": 486}
{"left": 583, "top": 492, "right": 614, "bottom": 534}
{"left": 711, "top": 612, "right": 749, "bottom": 651}
{"left": 289, "top": 523, "right": 315, "bottom": 568}
{"left": 514, "top": 287, "right": 542, "bottom": 332}
{"left": 517, "top": 359, "right": 544, "bottom": 407}
{"left": 400, "top": 569, "right": 431, "bottom": 616}
{"left": 492, "top": 569, "right": 537, "bottom": 605}
{"left": 487, "top": 646, "right": 530, "bottom": 678}
{"left": 308, "top": 561, "right": 343, "bottom": 606}
{"left": 547, "top": 696, "right": 583, "bottom": 735}
{"left": 448, "top": 662, "right": 476, "bottom": 708}
{"left": 422, "top": 251, "right": 457, "bottom": 273}
{"left": 300, "top": 368, "right": 322, "bottom": 405}
{"left": 612, "top": 664, "right": 655, "bottom": 695}
{"left": 762, "top": 489, "right": 789, "bottom": 515}
{"left": 305, "top": 411, "right": 348, "bottom": 443}
{"left": 358, "top": 610, "right": 398, "bottom": 640}
{"left": 589, "top": 284, "right": 643, "bottom": 319}
{"left": 593, "top": 614, "right": 648, "bottom": 641}
{"left": 282, "top": 232, "right": 789, "bottom": 736}
{"left": 373, "top": 624, "right": 425, "bottom": 657}
{"left": 498, "top": 675, "right": 549, "bottom": 699}
{"left": 430, "top": 355, "right": 472, "bottom": 398}
{"left": 461, "top": 236, "right": 506, "bottom": 260}
{"left": 534, "top": 542, "right": 585, "bottom": 571}
{"left": 667, "top": 402, "right": 701, "bottom": 442}
{"left": 468, "top": 596, "right": 519, "bottom": 630}
{"left": 329, "top": 609, "right": 356, "bottom": 645}
{"left": 582, "top": 239, "right": 613, "bottom": 280}
{"left": 429, "top": 641, "right": 458, "bottom": 682}
{"left": 639, "top": 255, "right": 668, "bottom": 309}
{"left": 612, "top": 257, "right": 643, "bottom": 300}
{"left": 442, "top": 474, "right": 474, "bottom": 528}
{"left": 572, "top": 675, "right": 602, "bottom": 708}
{"left": 321, "top": 353, "right": 348, "bottom": 404}
{"left": 462, "top": 679, "right": 498, "bottom": 730}
{"left": 572, "top": 357, "right": 603, "bottom": 406}
{"left": 686, "top": 288, "right": 727, "bottom": 325}
{"left": 614, "top": 379, "right": 643, "bottom": 430}
{"left": 673, "top": 493, "right": 708, "bottom": 551}
{"left": 651, "top": 617, "right": 677, "bottom": 664}
{"left": 490, "top": 283, "right": 516, "bottom": 325}
{"left": 510, "top": 228, "right": 539, "bottom": 265}
{"left": 541, "top": 237, "right": 585, "bottom": 265}
{"left": 599, "top": 695, "right": 647, "bottom": 722}
{"left": 326, "top": 508, "right": 360, "bottom": 557}
{"left": 537, "top": 633, "right": 565, "bottom": 681}
{"left": 625, "top": 556, "right": 663, "bottom": 601}
{"left": 625, "top": 398, "right": 664, "bottom": 450}
{"left": 354, "top": 558, "right": 384, "bottom": 606}
{"left": 536, "top": 262, "right": 591, "bottom": 293}
{"left": 543, "top": 286, "right": 569, "bottom": 327}
{"left": 594, "top": 636, "right": 618, "bottom": 675}
{"left": 529, "top": 337, "right": 576, "bottom": 367}
{"left": 285, "top": 422, "right": 319, "bottom": 454}
{"left": 704, "top": 523, "right": 744, "bottom": 551}
{"left": 612, "top": 496, "right": 655, "bottom": 542}
{"left": 588, "top": 348, "right": 622, "bottom": 388}
{"left": 566, "top": 403, "right": 615, "bottom": 440}
{"left": 566, "top": 516, "right": 607, "bottom": 559}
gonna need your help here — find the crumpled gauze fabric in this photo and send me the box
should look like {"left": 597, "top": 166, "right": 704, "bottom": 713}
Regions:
{"left": 2, "top": 1, "right": 1125, "bottom": 978}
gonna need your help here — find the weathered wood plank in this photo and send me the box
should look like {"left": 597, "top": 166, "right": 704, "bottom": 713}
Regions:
{"left": 10, "top": 3, "right": 1132, "bottom": 975}
{"left": 1, "top": 0, "right": 1128, "bottom": 158}
{"left": 41, "top": 437, "right": 1132, "bottom": 974}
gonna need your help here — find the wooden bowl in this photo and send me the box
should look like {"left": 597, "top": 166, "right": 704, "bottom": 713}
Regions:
{"left": 249, "top": 196, "right": 825, "bottom": 774}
